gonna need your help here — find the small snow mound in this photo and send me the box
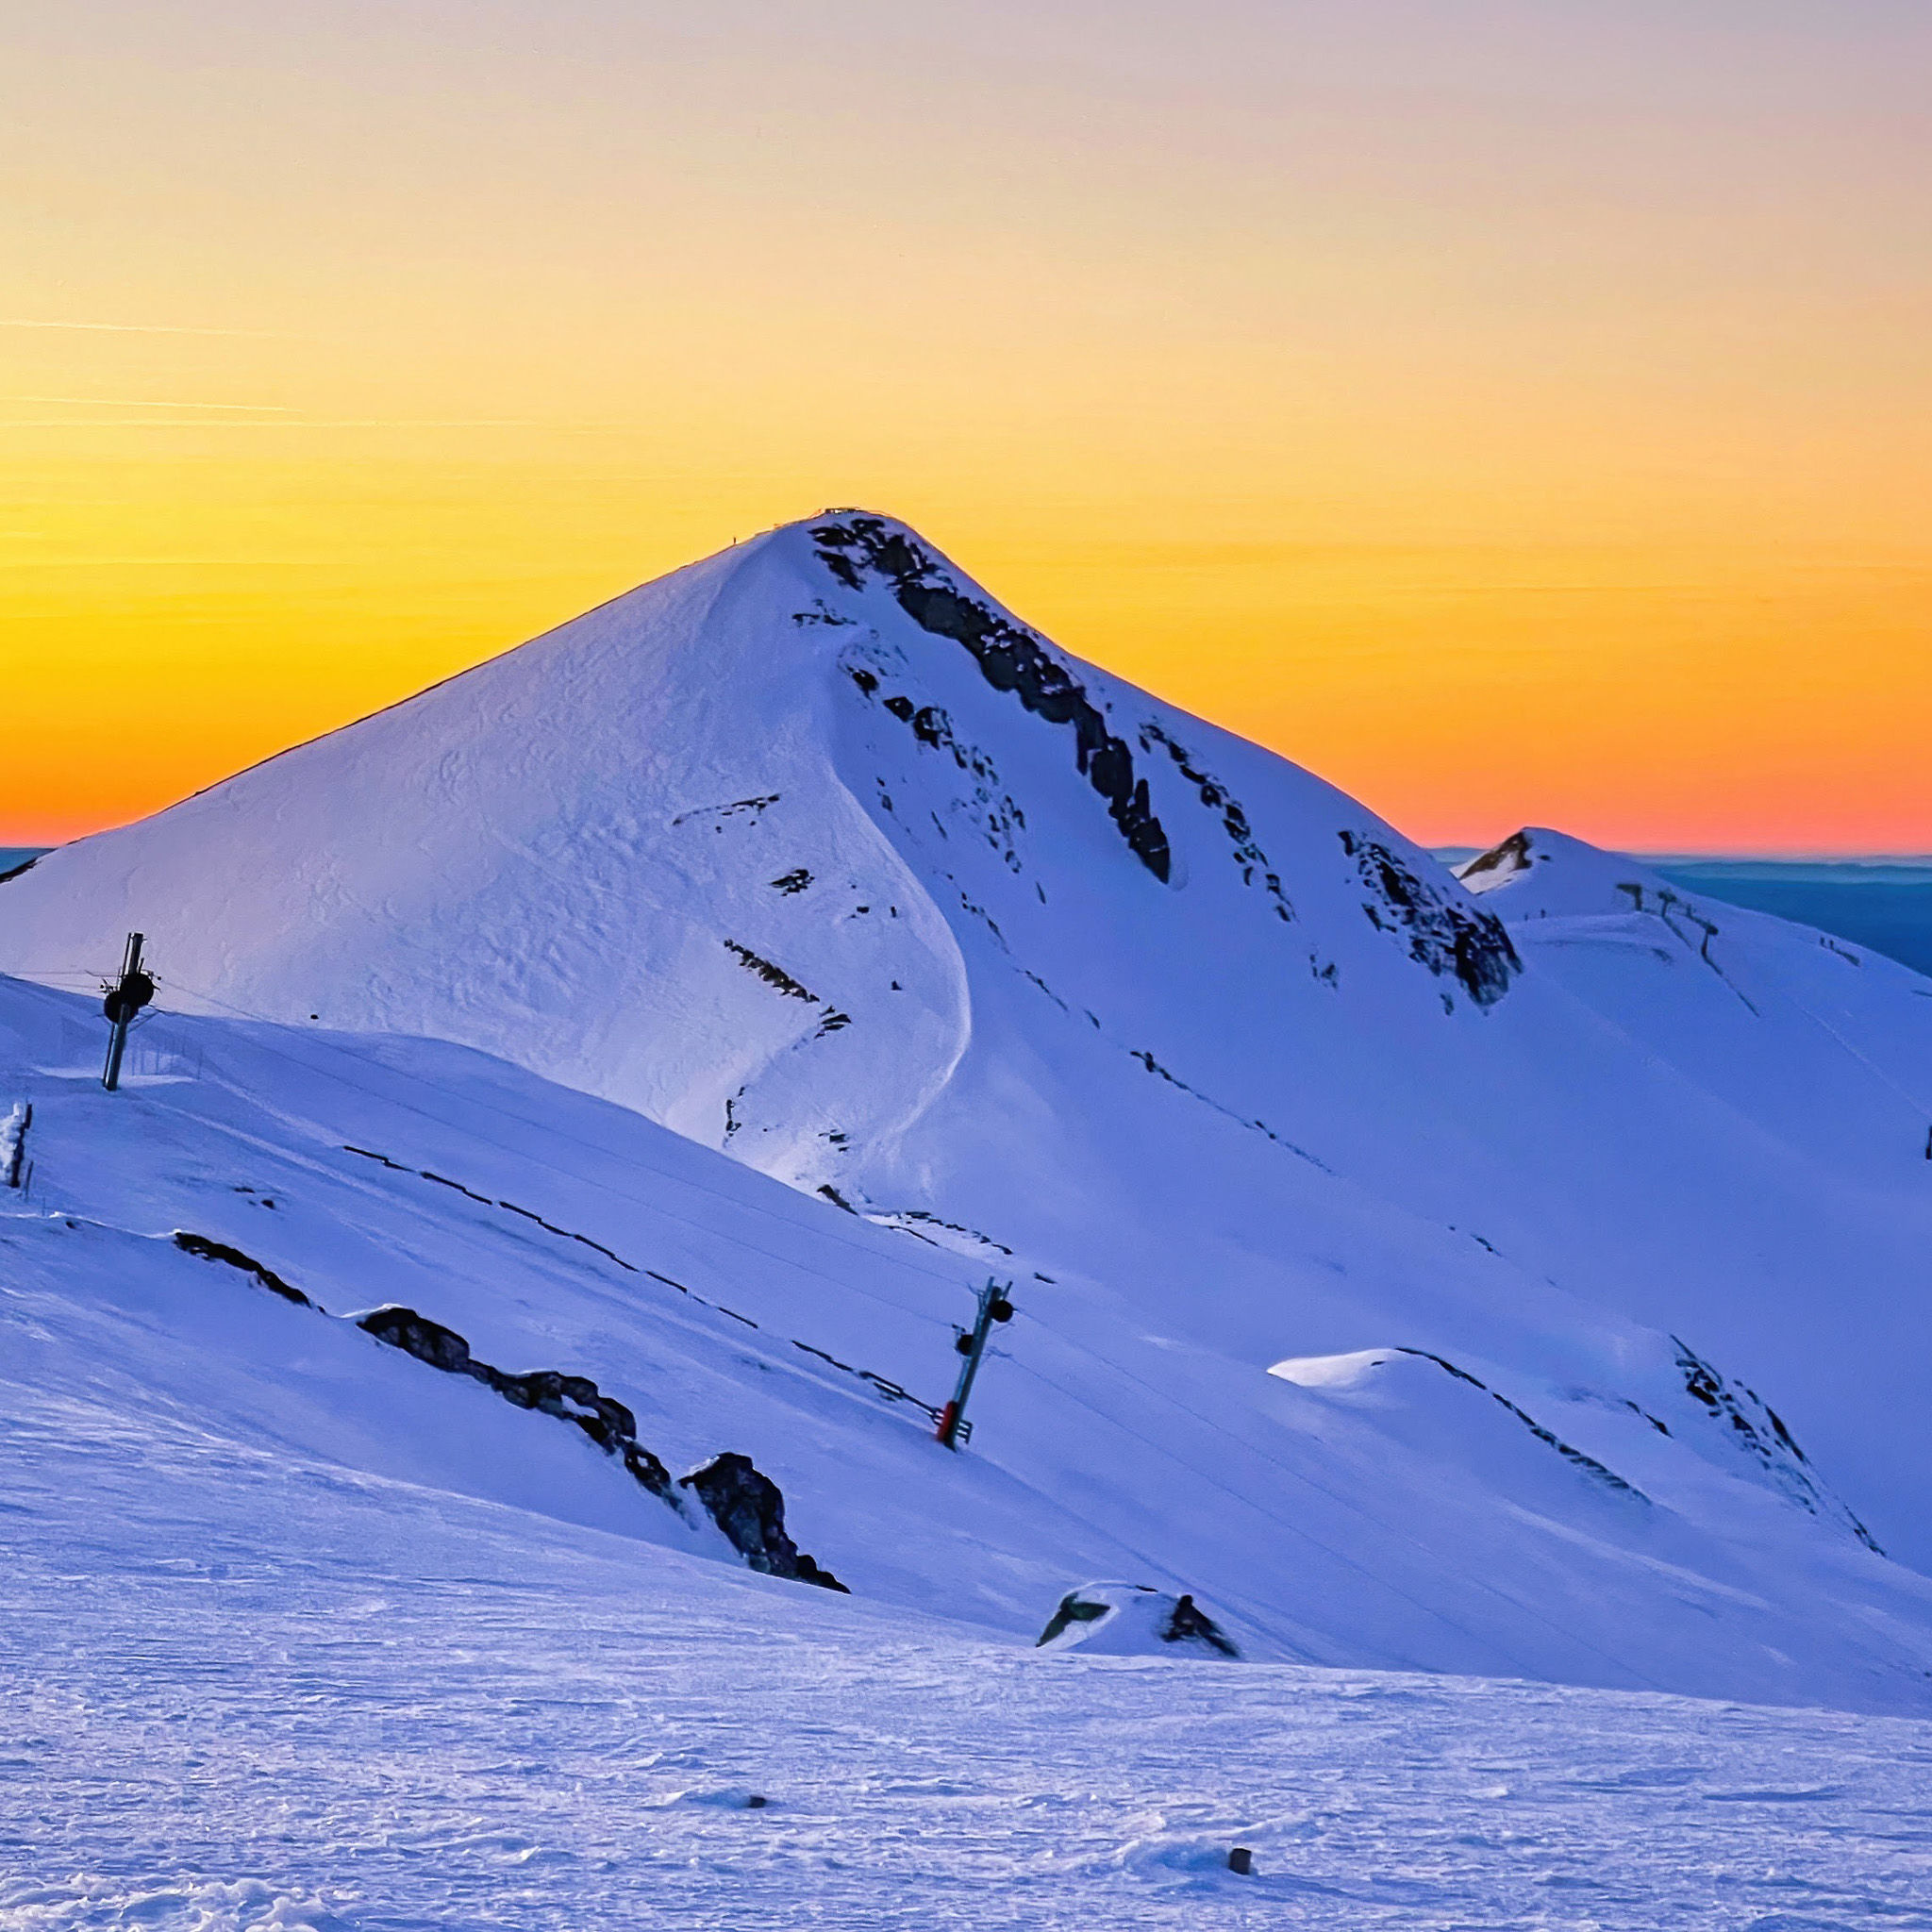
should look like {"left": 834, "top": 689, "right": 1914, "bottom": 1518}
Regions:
{"left": 659, "top": 1785, "right": 772, "bottom": 1810}
{"left": 1268, "top": 1348, "right": 1398, "bottom": 1390}
{"left": 1035, "top": 1583, "right": 1240, "bottom": 1658}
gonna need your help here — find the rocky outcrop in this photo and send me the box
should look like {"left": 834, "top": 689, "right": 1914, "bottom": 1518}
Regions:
{"left": 1035, "top": 1582, "right": 1240, "bottom": 1657}
{"left": 1340, "top": 830, "right": 1521, "bottom": 1008}
{"left": 356, "top": 1304, "right": 675, "bottom": 1501}
{"left": 814, "top": 516, "right": 1173, "bottom": 882}
{"left": 678, "top": 1452, "right": 848, "bottom": 1592}
{"left": 172, "top": 1231, "right": 313, "bottom": 1307}
{"left": 1674, "top": 1336, "right": 1880, "bottom": 1552}
{"left": 167, "top": 1235, "right": 849, "bottom": 1590}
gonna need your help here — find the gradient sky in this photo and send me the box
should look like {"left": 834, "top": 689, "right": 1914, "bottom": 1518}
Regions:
{"left": 3, "top": 1, "right": 1927, "bottom": 852}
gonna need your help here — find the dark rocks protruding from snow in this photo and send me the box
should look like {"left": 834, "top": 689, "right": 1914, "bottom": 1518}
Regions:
{"left": 1339, "top": 830, "right": 1521, "bottom": 1008}
{"left": 1162, "top": 1592, "right": 1241, "bottom": 1657}
{"left": 354, "top": 1304, "right": 675, "bottom": 1502}
{"left": 1139, "top": 723, "right": 1294, "bottom": 924}
{"left": 1457, "top": 828, "right": 1537, "bottom": 892}
{"left": 813, "top": 516, "right": 1173, "bottom": 883}
{"left": 358, "top": 1303, "right": 475, "bottom": 1374}
{"left": 724, "top": 940, "right": 820, "bottom": 1004}
{"left": 1035, "top": 1582, "right": 1241, "bottom": 1657}
{"left": 678, "top": 1452, "right": 848, "bottom": 1592}
{"left": 1395, "top": 1346, "right": 1647, "bottom": 1500}
{"left": 1673, "top": 1336, "right": 1881, "bottom": 1552}
{"left": 173, "top": 1231, "right": 313, "bottom": 1307}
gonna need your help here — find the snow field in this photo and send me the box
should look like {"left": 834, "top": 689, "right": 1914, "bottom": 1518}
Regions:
{"left": 7, "top": 1374, "right": 1932, "bottom": 1932}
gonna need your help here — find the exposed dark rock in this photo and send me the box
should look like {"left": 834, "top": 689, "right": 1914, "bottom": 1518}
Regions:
{"left": 678, "top": 1452, "right": 848, "bottom": 1591}
{"left": 1036, "top": 1591, "right": 1109, "bottom": 1646}
{"left": 724, "top": 940, "right": 819, "bottom": 1003}
{"left": 173, "top": 1231, "right": 313, "bottom": 1307}
{"left": 356, "top": 1305, "right": 673, "bottom": 1501}
{"left": 1339, "top": 831, "right": 1520, "bottom": 1008}
{"left": 357, "top": 1303, "right": 480, "bottom": 1375}
{"left": 1672, "top": 1336, "right": 1879, "bottom": 1551}
{"left": 492, "top": 1368, "right": 639, "bottom": 1452}
{"left": 1034, "top": 1584, "right": 1239, "bottom": 1657}
{"left": 1395, "top": 1347, "right": 1647, "bottom": 1500}
{"left": 1128, "top": 1048, "right": 1325, "bottom": 1167}
{"left": 847, "top": 660, "right": 1026, "bottom": 869}
{"left": 673, "top": 794, "right": 779, "bottom": 829}
{"left": 1163, "top": 1592, "right": 1241, "bottom": 1657}
{"left": 1139, "top": 723, "right": 1293, "bottom": 923}
{"left": 814, "top": 517, "right": 1172, "bottom": 881}
{"left": 1457, "top": 829, "right": 1535, "bottom": 889}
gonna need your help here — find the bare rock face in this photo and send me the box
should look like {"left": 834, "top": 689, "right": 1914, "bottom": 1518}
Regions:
{"left": 678, "top": 1452, "right": 848, "bottom": 1593}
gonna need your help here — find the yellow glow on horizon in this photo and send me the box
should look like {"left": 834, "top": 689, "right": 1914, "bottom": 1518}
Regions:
{"left": 3, "top": 3, "right": 1928, "bottom": 854}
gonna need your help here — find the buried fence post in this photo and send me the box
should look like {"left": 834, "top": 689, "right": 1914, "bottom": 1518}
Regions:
{"left": 101, "top": 932, "right": 153, "bottom": 1093}
{"left": 1, "top": 1100, "right": 29, "bottom": 1189}
{"left": 934, "top": 1277, "right": 1014, "bottom": 1450}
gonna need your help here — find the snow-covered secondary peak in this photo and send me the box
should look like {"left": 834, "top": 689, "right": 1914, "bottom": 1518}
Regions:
{"left": 1457, "top": 824, "right": 1677, "bottom": 918}
{"left": 8, "top": 512, "right": 1932, "bottom": 1712}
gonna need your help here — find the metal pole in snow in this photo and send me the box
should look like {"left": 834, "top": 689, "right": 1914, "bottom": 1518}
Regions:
{"left": 101, "top": 932, "right": 152, "bottom": 1092}
{"left": 935, "top": 1277, "right": 1014, "bottom": 1450}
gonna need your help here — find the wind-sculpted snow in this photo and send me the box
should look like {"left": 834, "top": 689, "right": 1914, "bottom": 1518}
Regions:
{"left": 8, "top": 968, "right": 1932, "bottom": 1717}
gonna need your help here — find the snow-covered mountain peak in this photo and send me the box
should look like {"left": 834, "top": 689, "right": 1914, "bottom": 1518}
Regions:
{"left": 8, "top": 517, "right": 1932, "bottom": 1711}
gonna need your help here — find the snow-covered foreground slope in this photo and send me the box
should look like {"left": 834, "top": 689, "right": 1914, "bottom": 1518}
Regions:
{"left": 9, "top": 1302, "right": 1932, "bottom": 1932}
{"left": 8, "top": 512, "right": 1932, "bottom": 1720}
{"left": 5, "top": 960, "right": 1932, "bottom": 1723}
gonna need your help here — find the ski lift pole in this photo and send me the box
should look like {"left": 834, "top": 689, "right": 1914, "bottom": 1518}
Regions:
{"left": 935, "top": 1277, "right": 1014, "bottom": 1450}
{"left": 101, "top": 932, "right": 154, "bottom": 1092}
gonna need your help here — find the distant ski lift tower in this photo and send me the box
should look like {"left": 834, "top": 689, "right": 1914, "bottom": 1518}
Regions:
{"left": 101, "top": 932, "right": 154, "bottom": 1091}
{"left": 935, "top": 1277, "right": 1015, "bottom": 1450}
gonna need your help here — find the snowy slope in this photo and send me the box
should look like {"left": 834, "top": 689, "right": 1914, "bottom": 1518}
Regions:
{"left": 10, "top": 1341, "right": 1932, "bottom": 1931}
{"left": 6, "top": 515, "right": 1932, "bottom": 1718}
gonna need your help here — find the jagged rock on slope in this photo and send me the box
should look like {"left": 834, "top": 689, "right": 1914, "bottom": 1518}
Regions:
{"left": 168, "top": 1236, "right": 844, "bottom": 1589}
{"left": 678, "top": 1453, "right": 847, "bottom": 1592}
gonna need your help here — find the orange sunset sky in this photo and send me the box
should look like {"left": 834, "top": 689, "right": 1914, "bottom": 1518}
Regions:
{"left": 2, "top": 2, "right": 1928, "bottom": 854}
